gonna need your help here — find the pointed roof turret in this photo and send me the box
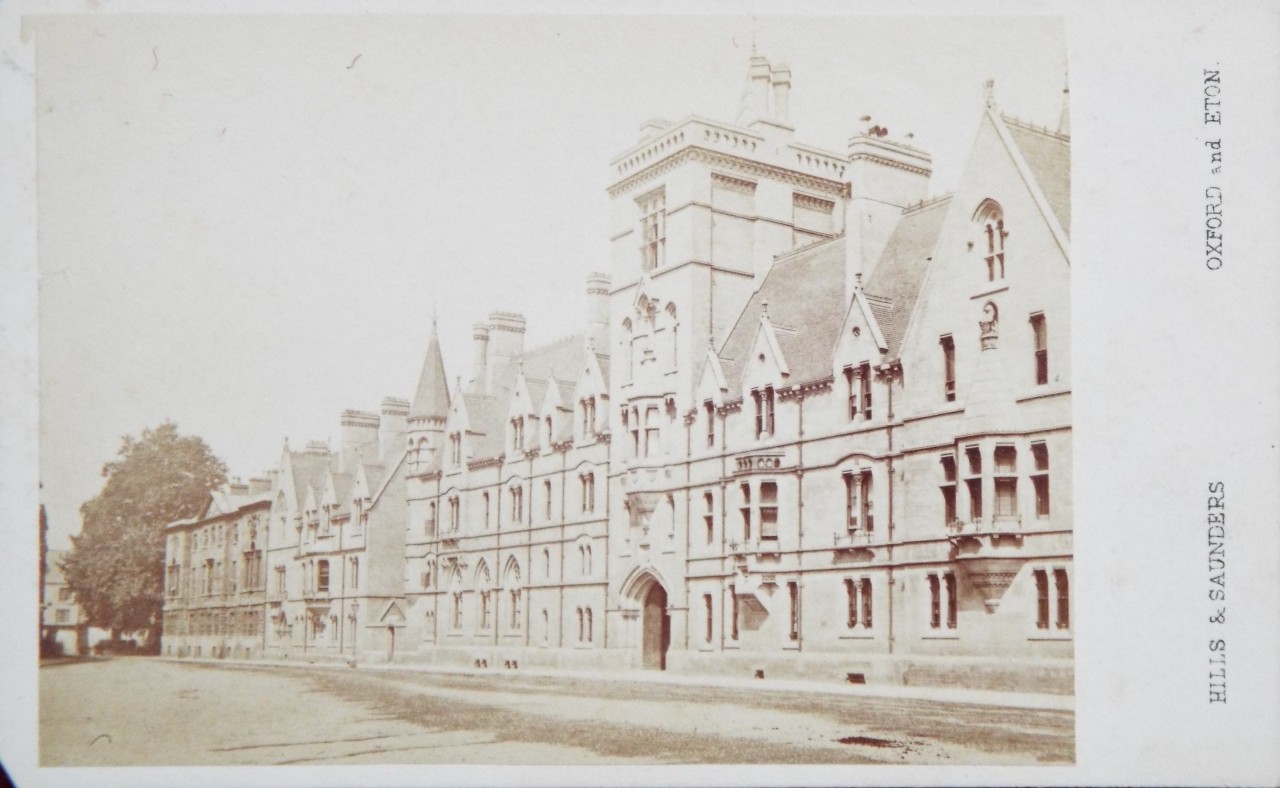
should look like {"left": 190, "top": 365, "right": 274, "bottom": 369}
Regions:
{"left": 409, "top": 317, "right": 450, "bottom": 422}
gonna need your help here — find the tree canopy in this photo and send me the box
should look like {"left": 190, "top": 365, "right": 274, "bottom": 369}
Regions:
{"left": 60, "top": 422, "right": 227, "bottom": 639}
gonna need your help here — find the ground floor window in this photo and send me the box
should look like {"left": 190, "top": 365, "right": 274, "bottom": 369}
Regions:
{"left": 928, "top": 572, "right": 958, "bottom": 630}
{"left": 1034, "top": 568, "right": 1070, "bottom": 630}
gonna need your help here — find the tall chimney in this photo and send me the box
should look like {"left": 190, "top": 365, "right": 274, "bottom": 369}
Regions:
{"left": 770, "top": 63, "right": 791, "bottom": 123}
{"left": 486, "top": 312, "right": 527, "bottom": 391}
{"left": 585, "top": 272, "right": 611, "bottom": 351}
{"left": 748, "top": 54, "right": 771, "bottom": 123}
{"left": 339, "top": 409, "right": 380, "bottom": 472}
{"left": 470, "top": 323, "right": 490, "bottom": 394}
{"left": 379, "top": 396, "right": 410, "bottom": 460}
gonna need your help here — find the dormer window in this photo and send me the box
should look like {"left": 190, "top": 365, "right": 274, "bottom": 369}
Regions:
{"left": 448, "top": 432, "right": 462, "bottom": 467}
{"left": 543, "top": 415, "right": 553, "bottom": 447}
{"left": 639, "top": 188, "right": 666, "bottom": 271}
{"left": 581, "top": 396, "right": 596, "bottom": 438}
{"left": 510, "top": 417, "right": 525, "bottom": 453}
{"left": 975, "top": 199, "right": 1006, "bottom": 282}
{"left": 752, "top": 386, "right": 776, "bottom": 439}
{"left": 703, "top": 400, "right": 716, "bottom": 448}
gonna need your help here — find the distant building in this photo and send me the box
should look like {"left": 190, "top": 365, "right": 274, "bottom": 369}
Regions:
{"left": 162, "top": 57, "right": 1071, "bottom": 693}
{"left": 41, "top": 549, "right": 105, "bottom": 655}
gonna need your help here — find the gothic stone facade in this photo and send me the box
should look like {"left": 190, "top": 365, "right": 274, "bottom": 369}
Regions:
{"left": 162, "top": 58, "right": 1071, "bottom": 693}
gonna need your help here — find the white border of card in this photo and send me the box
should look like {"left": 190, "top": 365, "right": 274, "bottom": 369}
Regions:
{"left": 2, "top": 1, "right": 1277, "bottom": 786}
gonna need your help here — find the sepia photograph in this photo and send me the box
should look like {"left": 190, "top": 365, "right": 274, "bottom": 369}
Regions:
{"left": 5, "top": 3, "right": 1278, "bottom": 787}
{"left": 31, "top": 12, "right": 1074, "bottom": 770}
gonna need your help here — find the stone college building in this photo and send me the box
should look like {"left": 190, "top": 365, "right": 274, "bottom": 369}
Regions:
{"left": 162, "top": 55, "right": 1072, "bottom": 693}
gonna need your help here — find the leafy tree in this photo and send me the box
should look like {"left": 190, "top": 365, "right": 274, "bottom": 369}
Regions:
{"left": 61, "top": 422, "right": 226, "bottom": 644}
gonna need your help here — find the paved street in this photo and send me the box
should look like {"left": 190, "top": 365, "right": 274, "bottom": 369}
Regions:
{"left": 40, "top": 658, "right": 1073, "bottom": 765}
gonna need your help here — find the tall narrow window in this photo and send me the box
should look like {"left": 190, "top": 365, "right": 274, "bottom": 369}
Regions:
{"left": 980, "top": 203, "right": 1006, "bottom": 282}
{"left": 585, "top": 608, "right": 593, "bottom": 642}
{"left": 544, "top": 480, "right": 553, "bottom": 521}
{"left": 860, "top": 578, "right": 873, "bottom": 629}
{"left": 739, "top": 483, "right": 752, "bottom": 542}
{"left": 941, "top": 335, "right": 956, "bottom": 402}
{"left": 479, "top": 590, "right": 491, "bottom": 630}
{"left": 928, "top": 574, "right": 941, "bottom": 629}
{"left": 511, "top": 418, "right": 524, "bottom": 452}
{"left": 965, "top": 445, "right": 983, "bottom": 521}
{"left": 844, "top": 366, "right": 857, "bottom": 420}
{"left": 639, "top": 189, "right": 666, "bottom": 271}
{"left": 940, "top": 454, "right": 958, "bottom": 527}
{"left": 704, "top": 594, "right": 714, "bottom": 643}
{"left": 1054, "top": 568, "right": 1070, "bottom": 629}
{"left": 787, "top": 581, "right": 800, "bottom": 641}
{"left": 704, "top": 400, "right": 716, "bottom": 448}
{"left": 994, "top": 445, "right": 1018, "bottom": 519}
{"left": 511, "top": 485, "right": 523, "bottom": 523}
{"left": 427, "top": 501, "right": 437, "bottom": 535}
{"left": 1031, "top": 313, "right": 1048, "bottom": 385}
{"left": 316, "top": 560, "right": 330, "bottom": 593}
{"left": 751, "top": 389, "right": 763, "bottom": 438}
{"left": 644, "top": 405, "right": 660, "bottom": 457}
{"left": 544, "top": 415, "right": 553, "bottom": 446}
{"left": 858, "top": 363, "right": 872, "bottom": 420}
{"left": 860, "top": 471, "right": 874, "bottom": 533}
{"left": 1034, "top": 569, "right": 1050, "bottom": 629}
{"left": 703, "top": 491, "right": 715, "bottom": 545}
{"left": 1032, "top": 442, "right": 1051, "bottom": 518}
{"left": 730, "top": 586, "right": 739, "bottom": 640}
{"left": 482, "top": 492, "right": 490, "bottom": 529}
{"left": 510, "top": 589, "right": 522, "bottom": 629}
{"left": 351, "top": 557, "right": 358, "bottom": 590}
{"left": 759, "top": 482, "right": 778, "bottom": 541}
{"left": 944, "top": 572, "right": 958, "bottom": 629}
{"left": 576, "top": 608, "right": 584, "bottom": 642}
{"left": 845, "top": 579, "right": 857, "bottom": 628}
{"left": 764, "top": 386, "right": 776, "bottom": 436}
{"left": 449, "top": 497, "right": 460, "bottom": 532}
{"left": 450, "top": 592, "right": 461, "bottom": 628}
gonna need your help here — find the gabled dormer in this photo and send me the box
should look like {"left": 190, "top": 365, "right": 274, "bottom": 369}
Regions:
{"left": 574, "top": 339, "right": 610, "bottom": 443}
{"left": 443, "top": 379, "right": 471, "bottom": 473}
{"left": 538, "top": 380, "right": 575, "bottom": 452}
{"left": 506, "top": 371, "right": 537, "bottom": 457}
{"left": 740, "top": 305, "right": 790, "bottom": 441}
{"left": 694, "top": 349, "right": 730, "bottom": 452}
{"left": 832, "top": 285, "right": 889, "bottom": 424}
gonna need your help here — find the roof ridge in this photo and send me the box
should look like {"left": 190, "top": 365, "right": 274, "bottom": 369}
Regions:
{"left": 1001, "top": 113, "right": 1070, "bottom": 143}
{"left": 901, "top": 192, "right": 953, "bottom": 215}
{"left": 769, "top": 233, "right": 843, "bottom": 265}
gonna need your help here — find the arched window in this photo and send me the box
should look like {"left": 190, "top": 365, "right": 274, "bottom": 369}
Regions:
{"left": 974, "top": 199, "right": 1006, "bottom": 282}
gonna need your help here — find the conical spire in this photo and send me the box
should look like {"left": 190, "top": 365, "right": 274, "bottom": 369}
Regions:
{"left": 409, "top": 317, "right": 450, "bottom": 421}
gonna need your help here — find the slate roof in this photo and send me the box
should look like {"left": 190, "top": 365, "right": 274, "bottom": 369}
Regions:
{"left": 862, "top": 196, "right": 951, "bottom": 356}
{"left": 1004, "top": 119, "right": 1071, "bottom": 235}
{"left": 288, "top": 450, "right": 335, "bottom": 510}
{"left": 717, "top": 237, "right": 847, "bottom": 393}
{"left": 466, "top": 334, "right": 588, "bottom": 461}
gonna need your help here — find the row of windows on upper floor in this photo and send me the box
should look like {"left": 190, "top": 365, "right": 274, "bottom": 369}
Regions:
{"left": 672, "top": 441, "right": 1052, "bottom": 550}
{"left": 634, "top": 184, "right": 840, "bottom": 274}
{"left": 166, "top": 549, "right": 264, "bottom": 598}
{"left": 170, "top": 514, "right": 263, "bottom": 556}
{"left": 636, "top": 187, "right": 1017, "bottom": 296}
{"left": 419, "top": 544, "right": 593, "bottom": 593}
{"left": 429, "top": 472, "right": 599, "bottom": 536}
{"left": 428, "top": 397, "right": 604, "bottom": 474}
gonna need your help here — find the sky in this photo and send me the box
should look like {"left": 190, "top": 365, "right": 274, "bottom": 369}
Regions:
{"left": 35, "top": 13, "right": 1066, "bottom": 548}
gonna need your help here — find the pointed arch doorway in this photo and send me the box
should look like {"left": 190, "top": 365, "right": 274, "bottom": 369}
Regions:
{"left": 641, "top": 582, "right": 670, "bottom": 670}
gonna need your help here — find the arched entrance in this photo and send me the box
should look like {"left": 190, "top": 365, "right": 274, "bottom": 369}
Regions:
{"left": 641, "top": 582, "right": 670, "bottom": 670}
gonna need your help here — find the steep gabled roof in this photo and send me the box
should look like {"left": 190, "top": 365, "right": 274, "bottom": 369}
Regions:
{"left": 862, "top": 196, "right": 950, "bottom": 357}
{"left": 1003, "top": 118, "right": 1070, "bottom": 235}
{"left": 718, "top": 236, "right": 846, "bottom": 393}
{"left": 409, "top": 320, "right": 450, "bottom": 421}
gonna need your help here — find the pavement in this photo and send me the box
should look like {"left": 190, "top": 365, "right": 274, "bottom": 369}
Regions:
{"left": 160, "top": 654, "right": 1075, "bottom": 711}
{"left": 40, "top": 657, "right": 1074, "bottom": 766}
